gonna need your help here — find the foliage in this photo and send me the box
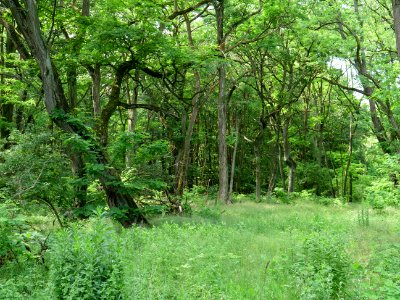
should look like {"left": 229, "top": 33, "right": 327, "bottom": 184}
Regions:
{"left": 296, "top": 162, "right": 334, "bottom": 196}
{"left": 48, "top": 218, "right": 124, "bottom": 300}
{"left": 292, "top": 231, "right": 351, "bottom": 299}
{"left": 0, "top": 128, "right": 73, "bottom": 208}
{"left": 0, "top": 199, "right": 399, "bottom": 299}
{"left": 364, "top": 244, "right": 400, "bottom": 299}
{"left": 0, "top": 201, "right": 29, "bottom": 265}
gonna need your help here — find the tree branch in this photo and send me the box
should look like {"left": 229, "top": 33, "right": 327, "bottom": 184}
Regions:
{"left": 117, "top": 102, "right": 179, "bottom": 119}
{"left": 319, "top": 76, "right": 366, "bottom": 95}
{"left": 168, "top": 0, "right": 212, "bottom": 20}
{"left": 224, "top": 0, "right": 263, "bottom": 39}
{"left": 0, "top": 16, "right": 30, "bottom": 59}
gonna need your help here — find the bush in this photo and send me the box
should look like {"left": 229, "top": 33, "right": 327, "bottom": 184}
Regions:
{"left": 293, "top": 231, "right": 351, "bottom": 299}
{"left": 48, "top": 218, "right": 123, "bottom": 299}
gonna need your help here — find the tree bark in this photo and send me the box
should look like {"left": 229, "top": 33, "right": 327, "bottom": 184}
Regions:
{"left": 82, "top": 0, "right": 90, "bottom": 16}
{"left": 215, "top": 0, "right": 229, "bottom": 203}
{"left": 393, "top": 0, "right": 400, "bottom": 57}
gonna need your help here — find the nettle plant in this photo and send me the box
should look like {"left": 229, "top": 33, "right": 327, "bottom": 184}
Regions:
{"left": 0, "top": 201, "right": 28, "bottom": 265}
{"left": 0, "top": 201, "right": 46, "bottom": 266}
{"left": 292, "top": 231, "right": 351, "bottom": 299}
{"left": 48, "top": 218, "right": 124, "bottom": 300}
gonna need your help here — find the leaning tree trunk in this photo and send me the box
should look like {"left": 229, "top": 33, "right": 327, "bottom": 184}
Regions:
{"left": 7, "top": 0, "right": 147, "bottom": 226}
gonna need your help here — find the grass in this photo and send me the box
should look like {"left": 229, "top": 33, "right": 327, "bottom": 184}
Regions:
{"left": 1, "top": 198, "right": 400, "bottom": 299}
{"left": 137, "top": 201, "right": 400, "bottom": 299}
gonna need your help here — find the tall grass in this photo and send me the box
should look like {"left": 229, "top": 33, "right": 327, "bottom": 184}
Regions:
{"left": 1, "top": 199, "right": 400, "bottom": 299}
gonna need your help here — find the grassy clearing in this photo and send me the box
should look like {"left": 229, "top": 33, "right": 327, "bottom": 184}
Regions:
{"left": 1, "top": 199, "right": 400, "bottom": 299}
{"left": 137, "top": 201, "right": 400, "bottom": 299}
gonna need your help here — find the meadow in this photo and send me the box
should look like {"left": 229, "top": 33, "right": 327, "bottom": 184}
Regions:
{"left": 1, "top": 197, "right": 400, "bottom": 299}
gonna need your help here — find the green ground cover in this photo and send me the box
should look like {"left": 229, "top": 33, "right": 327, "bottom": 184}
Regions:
{"left": 1, "top": 199, "right": 400, "bottom": 299}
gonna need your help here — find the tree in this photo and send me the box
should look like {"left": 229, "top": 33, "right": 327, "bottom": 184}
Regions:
{"left": 2, "top": 0, "right": 148, "bottom": 226}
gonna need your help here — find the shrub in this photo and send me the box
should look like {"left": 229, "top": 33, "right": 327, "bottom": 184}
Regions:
{"left": 293, "top": 231, "right": 350, "bottom": 299}
{"left": 48, "top": 218, "right": 123, "bottom": 299}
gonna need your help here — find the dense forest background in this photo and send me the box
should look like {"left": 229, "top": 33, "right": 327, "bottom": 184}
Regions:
{"left": 1, "top": 0, "right": 400, "bottom": 299}
{"left": 1, "top": 0, "right": 400, "bottom": 219}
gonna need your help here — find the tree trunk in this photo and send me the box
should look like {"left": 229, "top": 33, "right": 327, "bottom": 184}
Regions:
{"left": 215, "top": 0, "right": 229, "bottom": 203}
{"left": 82, "top": 0, "right": 90, "bottom": 16}
{"left": 0, "top": 28, "right": 14, "bottom": 149}
{"left": 125, "top": 69, "right": 139, "bottom": 167}
{"left": 254, "top": 131, "right": 264, "bottom": 202}
{"left": 175, "top": 15, "right": 203, "bottom": 195}
{"left": 268, "top": 160, "right": 277, "bottom": 194}
{"left": 393, "top": 0, "right": 400, "bottom": 57}
{"left": 67, "top": 66, "right": 77, "bottom": 109}
{"left": 90, "top": 64, "right": 101, "bottom": 117}
{"left": 343, "top": 114, "right": 356, "bottom": 199}
{"left": 282, "top": 123, "right": 296, "bottom": 193}
{"left": 228, "top": 114, "right": 239, "bottom": 201}
{"left": 277, "top": 136, "right": 286, "bottom": 192}
{"left": 69, "top": 152, "right": 87, "bottom": 208}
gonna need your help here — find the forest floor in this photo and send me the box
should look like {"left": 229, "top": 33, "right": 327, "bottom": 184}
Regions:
{"left": 1, "top": 198, "right": 400, "bottom": 299}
